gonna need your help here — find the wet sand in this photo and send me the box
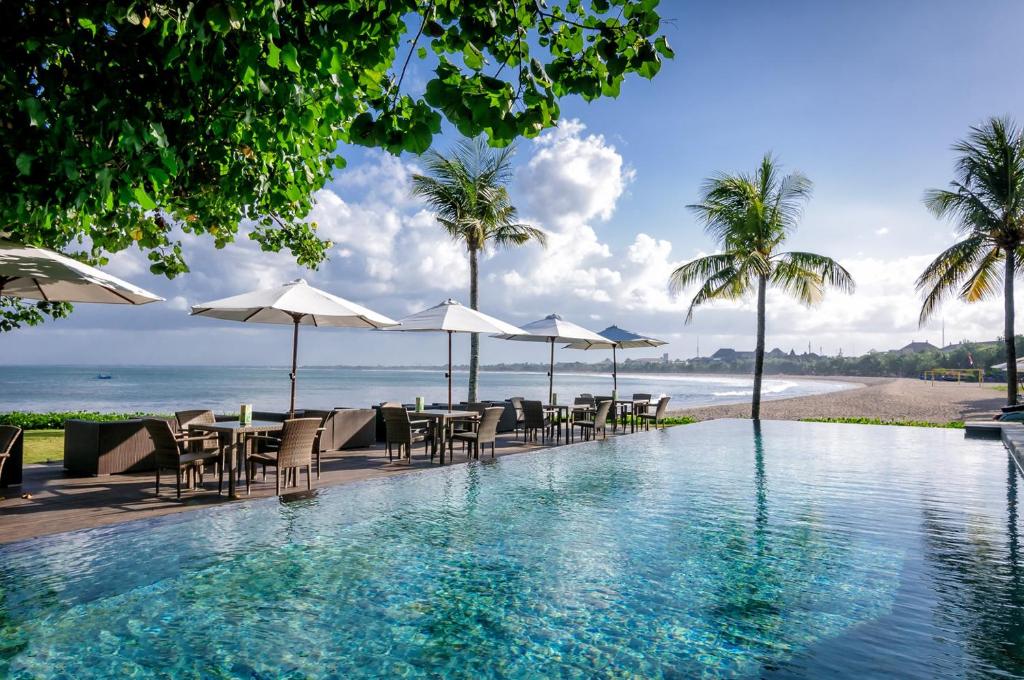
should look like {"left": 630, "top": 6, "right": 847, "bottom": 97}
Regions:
{"left": 673, "top": 376, "right": 1005, "bottom": 423}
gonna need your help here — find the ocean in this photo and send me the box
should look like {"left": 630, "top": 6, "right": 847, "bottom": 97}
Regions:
{"left": 0, "top": 365, "right": 855, "bottom": 414}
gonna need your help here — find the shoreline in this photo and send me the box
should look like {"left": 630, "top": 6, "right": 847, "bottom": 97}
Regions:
{"left": 671, "top": 376, "right": 1003, "bottom": 423}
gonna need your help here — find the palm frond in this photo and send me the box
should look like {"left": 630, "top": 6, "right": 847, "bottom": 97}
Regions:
{"left": 668, "top": 253, "right": 740, "bottom": 294}
{"left": 915, "top": 236, "right": 993, "bottom": 324}
{"left": 774, "top": 252, "right": 855, "bottom": 295}
{"left": 683, "top": 265, "right": 751, "bottom": 323}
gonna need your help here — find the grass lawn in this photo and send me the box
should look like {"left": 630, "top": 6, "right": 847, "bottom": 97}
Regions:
{"left": 23, "top": 430, "right": 63, "bottom": 465}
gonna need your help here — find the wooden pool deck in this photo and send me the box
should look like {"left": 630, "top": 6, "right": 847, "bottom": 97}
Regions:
{"left": 0, "top": 429, "right": 635, "bottom": 545}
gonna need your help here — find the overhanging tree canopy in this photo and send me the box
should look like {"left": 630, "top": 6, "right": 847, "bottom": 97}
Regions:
{"left": 0, "top": 0, "right": 671, "bottom": 328}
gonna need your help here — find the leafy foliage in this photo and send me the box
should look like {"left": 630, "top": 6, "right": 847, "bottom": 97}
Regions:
{"left": 800, "top": 417, "right": 965, "bottom": 429}
{"left": 917, "top": 117, "right": 1024, "bottom": 322}
{"left": 670, "top": 154, "right": 854, "bottom": 321}
{"left": 0, "top": 0, "right": 669, "bottom": 286}
{"left": 411, "top": 136, "right": 547, "bottom": 400}
{"left": 0, "top": 411, "right": 165, "bottom": 430}
{"left": 918, "top": 117, "right": 1024, "bottom": 405}
{"left": 0, "top": 297, "right": 72, "bottom": 332}
{"left": 669, "top": 154, "right": 854, "bottom": 418}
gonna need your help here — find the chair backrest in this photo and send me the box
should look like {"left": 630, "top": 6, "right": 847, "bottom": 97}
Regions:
{"left": 509, "top": 397, "right": 525, "bottom": 419}
{"left": 175, "top": 410, "right": 218, "bottom": 449}
{"left": 0, "top": 426, "right": 21, "bottom": 457}
{"left": 477, "top": 407, "right": 504, "bottom": 443}
{"left": 142, "top": 418, "right": 182, "bottom": 467}
{"left": 574, "top": 396, "right": 595, "bottom": 407}
{"left": 175, "top": 409, "right": 215, "bottom": 429}
{"left": 632, "top": 393, "right": 652, "bottom": 402}
{"left": 522, "top": 400, "right": 545, "bottom": 428}
{"left": 381, "top": 405, "right": 413, "bottom": 444}
{"left": 464, "top": 402, "right": 487, "bottom": 415}
{"left": 276, "top": 417, "right": 321, "bottom": 468}
{"left": 594, "top": 400, "right": 613, "bottom": 429}
{"left": 594, "top": 395, "right": 612, "bottom": 404}
{"left": 579, "top": 393, "right": 593, "bottom": 399}
{"left": 654, "top": 396, "right": 671, "bottom": 419}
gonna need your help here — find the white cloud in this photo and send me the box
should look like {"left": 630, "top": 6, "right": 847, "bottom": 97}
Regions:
{"left": 6, "top": 122, "right": 1014, "bottom": 365}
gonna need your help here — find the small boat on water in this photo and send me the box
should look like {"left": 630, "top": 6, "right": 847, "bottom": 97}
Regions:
{"left": 96, "top": 374, "right": 112, "bottom": 380}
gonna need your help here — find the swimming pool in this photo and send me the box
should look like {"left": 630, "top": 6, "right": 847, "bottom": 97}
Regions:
{"left": 0, "top": 420, "right": 1021, "bottom": 678}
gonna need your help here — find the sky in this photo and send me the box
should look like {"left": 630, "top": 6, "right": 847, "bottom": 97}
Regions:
{"left": 8, "top": 0, "right": 1024, "bottom": 367}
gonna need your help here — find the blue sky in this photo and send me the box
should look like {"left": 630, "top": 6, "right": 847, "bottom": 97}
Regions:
{"left": 8, "top": 0, "right": 1024, "bottom": 366}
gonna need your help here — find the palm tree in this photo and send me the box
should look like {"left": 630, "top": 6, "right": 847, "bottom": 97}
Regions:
{"left": 917, "top": 117, "right": 1024, "bottom": 406}
{"left": 411, "top": 137, "right": 546, "bottom": 401}
{"left": 669, "top": 154, "right": 855, "bottom": 419}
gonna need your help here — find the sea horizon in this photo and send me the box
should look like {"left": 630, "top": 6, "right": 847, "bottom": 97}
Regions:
{"left": 0, "top": 365, "right": 856, "bottom": 414}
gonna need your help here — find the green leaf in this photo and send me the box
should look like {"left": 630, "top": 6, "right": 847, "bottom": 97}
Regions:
{"left": 15, "top": 153, "right": 33, "bottom": 176}
{"left": 280, "top": 44, "right": 300, "bottom": 74}
{"left": 133, "top": 186, "right": 157, "bottom": 210}
{"left": 266, "top": 41, "right": 281, "bottom": 68}
{"left": 77, "top": 18, "right": 97, "bottom": 35}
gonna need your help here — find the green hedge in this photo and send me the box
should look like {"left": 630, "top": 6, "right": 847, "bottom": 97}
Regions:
{"left": 800, "top": 417, "right": 965, "bottom": 429}
{"left": 0, "top": 411, "right": 166, "bottom": 430}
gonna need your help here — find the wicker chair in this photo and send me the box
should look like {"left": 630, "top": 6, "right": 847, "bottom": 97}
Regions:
{"left": 0, "top": 426, "right": 20, "bottom": 482}
{"left": 637, "top": 396, "right": 671, "bottom": 430}
{"left": 175, "top": 410, "right": 221, "bottom": 452}
{"left": 451, "top": 407, "right": 504, "bottom": 459}
{"left": 142, "top": 419, "right": 222, "bottom": 499}
{"left": 521, "top": 400, "right": 551, "bottom": 443}
{"left": 573, "top": 400, "right": 613, "bottom": 441}
{"left": 382, "top": 406, "right": 434, "bottom": 462}
{"left": 246, "top": 417, "right": 321, "bottom": 495}
{"left": 509, "top": 397, "right": 526, "bottom": 440}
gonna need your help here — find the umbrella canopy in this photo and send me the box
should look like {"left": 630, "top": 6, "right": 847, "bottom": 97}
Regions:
{"left": 564, "top": 325, "right": 668, "bottom": 391}
{"left": 0, "top": 239, "right": 162, "bottom": 304}
{"left": 383, "top": 299, "right": 524, "bottom": 409}
{"left": 494, "top": 313, "right": 609, "bottom": 403}
{"left": 191, "top": 279, "right": 397, "bottom": 413}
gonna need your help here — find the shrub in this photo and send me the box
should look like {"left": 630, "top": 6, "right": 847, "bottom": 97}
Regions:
{"left": 0, "top": 411, "right": 166, "bottom": 430}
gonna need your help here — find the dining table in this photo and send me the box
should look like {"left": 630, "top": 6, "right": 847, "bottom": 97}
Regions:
{"left": 406, "top": 409, "right": 480, "bottom": 464}
{"left": 188, "top": 419, "right": 284, "bottom": 499}
{"left": 544, "top": 404, "right": 571, "bottom": 443}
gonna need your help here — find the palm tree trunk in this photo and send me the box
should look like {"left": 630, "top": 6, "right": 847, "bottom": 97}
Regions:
{"left": 752, "top": 275, "right": 767, "bottom": 420}
{"left": 1006, "top": 249, "right": 1018, "bottom": 406}
{"left": 468, "top": 247, "right": 480, "bottom": 403}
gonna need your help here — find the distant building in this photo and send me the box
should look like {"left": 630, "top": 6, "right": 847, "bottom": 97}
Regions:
{"left": 897, "top": 341, "right": 939, "bottom": 354}
{"left": 661, "top": 352, "right": 669, "bottom": 363}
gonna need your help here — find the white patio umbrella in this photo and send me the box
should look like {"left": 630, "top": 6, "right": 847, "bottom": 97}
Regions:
{"left": 564, "top": 325, "right": 667, "bottom": 392}
{"left": 191, "top": 278, "right": 398, "bottom": 414}
{"left": 494, "top": 313, "right": 610, "bottom": 403}
{"left": 382, "top": 298, "right": 524, "bottom": 409}
{"left": 0, "top": 238, "right": 162, "bottom": 304}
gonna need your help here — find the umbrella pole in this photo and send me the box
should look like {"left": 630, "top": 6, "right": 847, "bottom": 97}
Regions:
{"left": 549, "top": 338, "right": 555, "bottom": 404}
{"left": 447, "top": 330, "right": 453, "bottom": 411}
{"left": 289, "top": 316, "right": 299, "bottom": 417}
{"left": 612, "top": 345, "right": 618, "bottom": 393}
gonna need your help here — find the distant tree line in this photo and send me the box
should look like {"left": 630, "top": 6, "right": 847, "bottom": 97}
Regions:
{"left": 481, "top": 337, "right": 1024, "bottom": 380}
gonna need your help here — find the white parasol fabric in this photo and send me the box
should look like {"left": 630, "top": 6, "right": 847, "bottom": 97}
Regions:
{"left": 383, "top": 299, "right": 524, "bottom": 409}
{"left": 191, "top": 279, "right": 398, "bottom": 413}
{"left": 0, "top": 239, "right": 162, "bottom": 304}
{"left": 494, "top": 313, "right": 610, "bottom": 403}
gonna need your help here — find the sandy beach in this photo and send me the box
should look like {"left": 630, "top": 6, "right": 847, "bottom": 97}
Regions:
{"left": 673, "top": 376, "right": 1006, "bottom": 423}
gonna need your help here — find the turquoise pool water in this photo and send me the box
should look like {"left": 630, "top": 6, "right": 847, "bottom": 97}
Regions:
{"left": 0, "top": 420, "right": 1022, "bottom": 678}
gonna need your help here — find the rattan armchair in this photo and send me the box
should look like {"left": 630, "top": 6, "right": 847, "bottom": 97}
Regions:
{"left": 382, "top": 405, "right": 434, "bottom": 462}
{"left": 0, "top": 426, "right": 20, "bottom": 482}
{"left": 142, "top": 419, "right": 222, "bottom": 499}
{"left": 451, "top": 407, "right": 504, "bottom": 459}
{"left": 573, "top": 400, "right": 613, "bottom": 441}
{"left": 521, "top": 400, "right": 551, "bottom": 443}
{"left": 637, "top": 396, "right": 671, "bottom": 430}
{"left": 509, "top": 397, "right": 526, "bottom": 440}
{"left": 246, "top": 417, "right": 321, "bottom": 495}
